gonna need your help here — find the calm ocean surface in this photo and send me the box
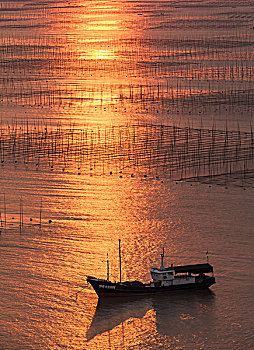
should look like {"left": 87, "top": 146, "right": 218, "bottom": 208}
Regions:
{"left": 0, "top": 1, "right": 254, "bottom": 349}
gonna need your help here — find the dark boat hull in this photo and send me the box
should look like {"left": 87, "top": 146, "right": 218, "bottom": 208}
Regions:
{"left": 87, "top": 276, "right": 216, "bottom": 298}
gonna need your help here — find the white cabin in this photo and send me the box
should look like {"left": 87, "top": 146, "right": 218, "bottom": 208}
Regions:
{"left": 150, "top": 266, "right": 195, "bottom": 286}
{"left": 150, "top": 249, "right": 197, "bottom": 287}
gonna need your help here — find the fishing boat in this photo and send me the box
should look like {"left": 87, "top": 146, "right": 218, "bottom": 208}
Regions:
{"left": 87, "top": 240, "right": 215, "bottom": 298}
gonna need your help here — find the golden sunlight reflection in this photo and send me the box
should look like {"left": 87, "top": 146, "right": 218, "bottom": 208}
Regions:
{"left": 67, "top": 0, "right": 140, "bottom": 39}
{"left": 87, "top": 20, "right": 121, "bottom": 32}
{"left": 90, "top": 49, "right": 117, "bottom": 60}
{"left": 43, "top": 0, "right": 147, "bottom": 125}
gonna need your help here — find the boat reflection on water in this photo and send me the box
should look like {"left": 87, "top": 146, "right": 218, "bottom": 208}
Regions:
{"left": 86, "top": 289, "right": 215, "bottom": 342}
{"left": 86, "top": 295, "right": 153, "bottom": 341}
{"left": 154, "top": 289, "right": 215, "bottom": 338}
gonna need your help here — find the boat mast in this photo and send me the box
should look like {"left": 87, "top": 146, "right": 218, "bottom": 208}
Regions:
{"left": 119, "top": 239, "right": 122, "bottom": 283}
{"left": 160, "top": 247, "right": 165, "bottom": 269}
{"left": 107, "top": 253, "right": 109, "bottom": 281}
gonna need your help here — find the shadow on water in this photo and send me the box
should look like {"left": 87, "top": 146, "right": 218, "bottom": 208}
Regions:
{"left": 86, "top": 289, "right": 215, "bottom": 341}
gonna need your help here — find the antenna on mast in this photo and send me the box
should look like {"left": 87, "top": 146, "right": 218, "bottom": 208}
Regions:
{"left": 160, "top": 247, "right": 165, "bottom": 269}
{"left": 206, "top": 248, "right": 209, "bottom": 263}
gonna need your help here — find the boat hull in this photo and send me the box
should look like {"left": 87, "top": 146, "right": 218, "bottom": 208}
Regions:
{"left": 87, "top": 276, "right": 216, "bottom": 298}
